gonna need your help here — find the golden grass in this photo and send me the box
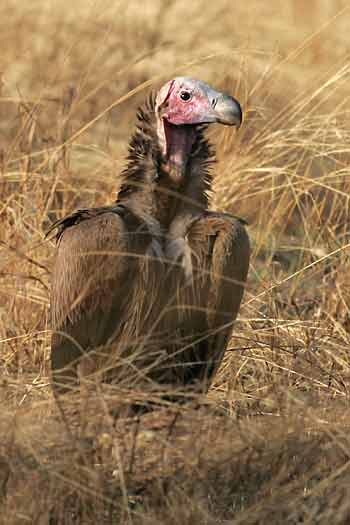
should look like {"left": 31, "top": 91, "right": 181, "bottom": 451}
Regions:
{"left": 1, "top": 0, "right": 350, "bottom": 522}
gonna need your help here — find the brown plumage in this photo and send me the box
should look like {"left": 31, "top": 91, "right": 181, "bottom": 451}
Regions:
{"left": 49, "top": 77, "right": 250, "bottom": 396}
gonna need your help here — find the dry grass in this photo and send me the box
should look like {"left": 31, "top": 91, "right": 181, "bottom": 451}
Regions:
{"left": 1, "top": 0, "right": 350, "bottom": 522}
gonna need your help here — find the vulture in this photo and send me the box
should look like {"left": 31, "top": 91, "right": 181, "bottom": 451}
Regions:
{"left": 49, "top": 77, "right": 250, "bottom": 398}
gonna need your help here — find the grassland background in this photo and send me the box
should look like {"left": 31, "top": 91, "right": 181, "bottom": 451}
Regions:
{"left": 1, "top": 0, "right": 350, "bottom": 523}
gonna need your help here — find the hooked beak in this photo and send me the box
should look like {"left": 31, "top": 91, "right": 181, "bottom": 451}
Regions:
{"left": 212, "top": 94, "right": 242, "bottom": 127}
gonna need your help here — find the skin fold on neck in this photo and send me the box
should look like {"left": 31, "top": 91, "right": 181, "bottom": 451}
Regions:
{"left": 157, "top": 118, "right": 196, "bottom": 184}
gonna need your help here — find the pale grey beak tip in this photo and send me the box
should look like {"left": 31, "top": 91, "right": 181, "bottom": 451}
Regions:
{"left": 215, "top": 94, "right": 243, "bottom": 128}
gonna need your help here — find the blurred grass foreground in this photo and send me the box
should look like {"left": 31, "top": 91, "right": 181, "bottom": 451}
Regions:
{"left": 1, "top": 0, "right": 350, "bottom": 523}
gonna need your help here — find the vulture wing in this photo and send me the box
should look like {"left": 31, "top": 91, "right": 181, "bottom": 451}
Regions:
{"left": 168, "top": 212, "right": 250, "bottom": 391}
{"left": 49, "top": 206, "right": 153, "bottom": 392}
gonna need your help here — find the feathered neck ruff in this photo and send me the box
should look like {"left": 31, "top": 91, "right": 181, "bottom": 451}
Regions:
{"left": 116, "top": 94, "right": 215, "bottom": 227}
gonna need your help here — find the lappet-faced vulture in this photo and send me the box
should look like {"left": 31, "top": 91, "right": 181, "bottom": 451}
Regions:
{"left": 49, "top": 77, "right": 250, "bottom": 397}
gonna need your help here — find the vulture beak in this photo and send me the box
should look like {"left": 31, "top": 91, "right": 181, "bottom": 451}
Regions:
{"left": 212, "top": 94, "right": 243, "bottom": 128}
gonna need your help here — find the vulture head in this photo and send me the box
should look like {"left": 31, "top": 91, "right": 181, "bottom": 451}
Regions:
{"left": 155, "top": 77, "right": 242, "bottom": 181}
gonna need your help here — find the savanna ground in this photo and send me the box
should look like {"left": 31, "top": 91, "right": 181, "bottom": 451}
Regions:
{"left": 1, "top": 0, "right": 350, "bottom": 523}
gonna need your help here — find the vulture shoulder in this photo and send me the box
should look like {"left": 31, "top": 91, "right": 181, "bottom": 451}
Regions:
{"left": 50, "top": 206, "right": 150, "bottom": 339}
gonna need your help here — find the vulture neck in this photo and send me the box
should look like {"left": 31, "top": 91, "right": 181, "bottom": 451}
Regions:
{"left": 117, "top": 97, "right": 213, "bottom": 232}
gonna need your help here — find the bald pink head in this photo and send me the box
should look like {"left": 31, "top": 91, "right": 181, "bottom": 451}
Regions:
{"left": 156, "top": 77, "right": 242, "bottom": 128}
{"left": 155, "top": 77, "right": 242, "bottom": 183}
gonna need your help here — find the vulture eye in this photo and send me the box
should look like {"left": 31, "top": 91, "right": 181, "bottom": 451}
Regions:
{"left": 180, "top": 91, "right": 192, "bottom": 102}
